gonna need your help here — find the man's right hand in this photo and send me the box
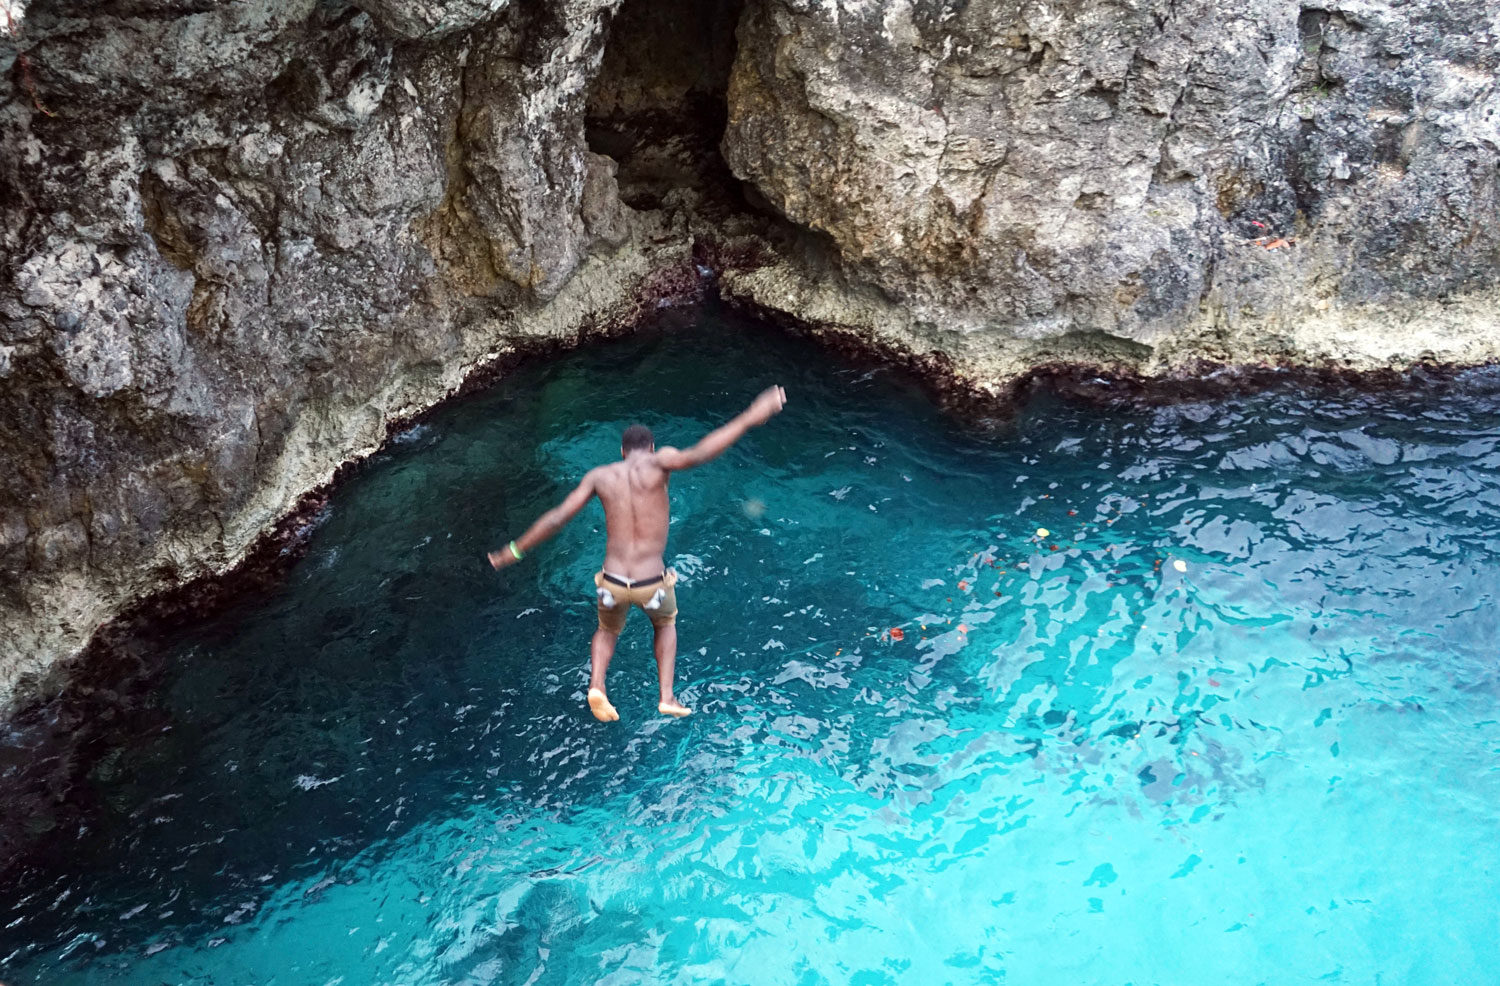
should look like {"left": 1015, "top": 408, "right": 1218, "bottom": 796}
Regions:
{"left": 747, "top": 385, "right": 787, "bottom": 425}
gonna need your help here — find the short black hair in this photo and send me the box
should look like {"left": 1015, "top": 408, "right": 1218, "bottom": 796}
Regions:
{"left": 621, "top": 424, "right": 654, "bottom": 452}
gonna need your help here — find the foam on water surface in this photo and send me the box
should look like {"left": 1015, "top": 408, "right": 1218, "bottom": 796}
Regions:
{"left": 3, "top": 306, "right": 1499, "bottom": 984}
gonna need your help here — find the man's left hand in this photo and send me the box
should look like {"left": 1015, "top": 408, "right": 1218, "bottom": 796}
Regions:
{"left": 487, "top": 549, "right": 515, "bottom": 570}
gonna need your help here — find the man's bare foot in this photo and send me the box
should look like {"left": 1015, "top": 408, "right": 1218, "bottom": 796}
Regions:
{"left": 588, "top": 688, "right": 619, "bottom": 722}
{"left": 658, "top": 699, "right": 692, "bottom": 718}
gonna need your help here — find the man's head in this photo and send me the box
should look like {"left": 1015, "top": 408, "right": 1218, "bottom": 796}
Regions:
{"left": 620, "top": 424, "right": 654, "bottom": 456}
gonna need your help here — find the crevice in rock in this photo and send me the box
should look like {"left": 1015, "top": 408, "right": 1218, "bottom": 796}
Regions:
{"left": 139, "top": 171, "right": 196, "bottom": 270}
{"left": 584, "top": 0, "right": 746, "bottom": 216}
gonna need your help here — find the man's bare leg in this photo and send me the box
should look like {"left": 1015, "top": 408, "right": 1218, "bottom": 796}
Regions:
{"left": 588, "top": 628, "right": 620, "bottom": 722}
{"left": 653, "top": 623, "right": 691, "bottom": 717}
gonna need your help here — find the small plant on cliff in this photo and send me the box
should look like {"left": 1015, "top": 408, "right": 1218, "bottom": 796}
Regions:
{"left": 4, "top": 1, "right": 56, "bottom": 117}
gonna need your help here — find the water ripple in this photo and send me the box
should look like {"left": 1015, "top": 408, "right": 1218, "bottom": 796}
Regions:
{"left": 3, "top": 312, "right": 1499, "bottom": 984}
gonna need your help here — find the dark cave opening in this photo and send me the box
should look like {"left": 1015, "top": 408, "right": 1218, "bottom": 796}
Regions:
{"left": 584, "top": 0, "right": 747, "bottom": 214}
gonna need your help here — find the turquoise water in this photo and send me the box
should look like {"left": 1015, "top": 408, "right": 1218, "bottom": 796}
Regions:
{"left": 3, "top": 305, "right": 1499, "bottom": 984}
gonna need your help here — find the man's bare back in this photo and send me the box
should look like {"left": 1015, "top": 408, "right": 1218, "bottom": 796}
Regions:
{"left": 591, "top": 453, "right": 672, "bottom": 581}
{"left": 488, "top": 385, "right": 787, "bottom": 722}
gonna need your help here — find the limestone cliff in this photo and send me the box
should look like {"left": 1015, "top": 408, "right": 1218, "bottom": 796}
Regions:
{"left": 721, "top": 0, "right": 1500, "bottom": 384}
{"left": 1, "top": 0, "right": 1498, "bottom": 702}
{"left": 0, "top": 0, "right": 688, "bottom": 701}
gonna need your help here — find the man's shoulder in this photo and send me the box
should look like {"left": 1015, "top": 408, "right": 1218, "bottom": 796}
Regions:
{"left": 589, "top": 461, "right": 625, "bottom": 483}
{"left": 651, "top": 446, "right": 685, "bottom": 471}
{"left": 592, "top": 459, "right": 653, "bottom": 485}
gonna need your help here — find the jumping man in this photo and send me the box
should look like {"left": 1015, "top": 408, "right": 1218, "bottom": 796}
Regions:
{"left": 488, "top": 385, "right": 788, "bottom": 721}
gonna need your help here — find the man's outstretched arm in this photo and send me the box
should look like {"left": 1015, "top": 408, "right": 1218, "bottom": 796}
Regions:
{"left": 488, "top": 470, "right": 598, "bottom": 569}
{"left": 655, "top": 385, "right": 787, "bottom": 471}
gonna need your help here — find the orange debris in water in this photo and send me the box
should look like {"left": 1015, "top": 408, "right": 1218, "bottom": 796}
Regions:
{"left": 957, "top": 624, "right": 969, "bottom": 633}
{"left": 889, "top": 628, "right": 905, "bottom": 641}
{"left": 958, "top": 580, "right": 969, "bottom": 590}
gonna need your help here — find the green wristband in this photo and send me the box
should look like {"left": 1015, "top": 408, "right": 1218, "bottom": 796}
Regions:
{"left": 508, "top": 540, "right": 524, "bottom": 561}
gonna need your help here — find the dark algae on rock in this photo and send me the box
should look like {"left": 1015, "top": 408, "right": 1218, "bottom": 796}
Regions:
{"left": 2, "top": 0, "right": 1499, "bottom": 702}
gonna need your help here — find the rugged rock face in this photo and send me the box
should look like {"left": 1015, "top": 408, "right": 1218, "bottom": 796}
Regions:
{"left": 722, "top": 0, "right": 1500, "bottom": 382}
{"left": 1, "top": 0, "right": 1498, "bottom": 703}
{"left": 0, "top": 0, "right": 703, "bottom": 701}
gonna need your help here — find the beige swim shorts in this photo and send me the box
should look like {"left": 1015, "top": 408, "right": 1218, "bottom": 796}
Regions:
{"left": 594, "top": 569, "right": 678, "bottom": 634}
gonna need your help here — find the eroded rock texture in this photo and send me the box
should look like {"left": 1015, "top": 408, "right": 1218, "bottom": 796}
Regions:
{"left": 722, "top": 0, "right": 1500, "bottom": 374}
{"left": 1, "top": 0, "right": 1498, "bottom": 702}
{"left": 0, "top": 0, "right": 675, "bottom": 699}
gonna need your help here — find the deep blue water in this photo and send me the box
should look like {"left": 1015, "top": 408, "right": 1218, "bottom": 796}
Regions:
{"left": 3, "top": 305, "right": 1499, "bottom": 985}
